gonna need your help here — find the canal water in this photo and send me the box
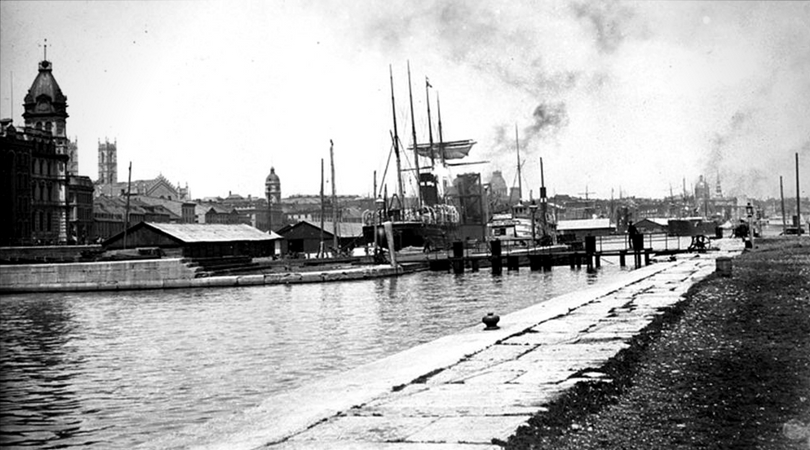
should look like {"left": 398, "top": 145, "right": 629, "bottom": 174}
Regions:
{"left": 0, "top": 264, "right": 627, "bottom": 449}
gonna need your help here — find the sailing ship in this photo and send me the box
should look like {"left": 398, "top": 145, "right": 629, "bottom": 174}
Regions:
{"left": 362, "top": 63, "right": 479, "bottom": 252}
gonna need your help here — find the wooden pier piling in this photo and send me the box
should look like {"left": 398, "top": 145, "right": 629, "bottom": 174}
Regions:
{"left": 491, "top": 240, "right": 503, "bottom": 275}
{"left": 507, "top": 255, "right": 520, "bottom": 271}
{"left": 452, "top": 241, "right": 464, "bottom": 274}
{"left": 529, "top": 255, "right": 541, "bottom": 271}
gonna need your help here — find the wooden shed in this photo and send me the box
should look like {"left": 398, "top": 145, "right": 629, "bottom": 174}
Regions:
{"left": 635, "top": 218, "right": 669, "bottom": 234}
{"left": 103, "top": 222, "right": 279, "bottom": 258}
{"left": 276, "top": 220, "right": 363, "bottom": 256}
{"left": 556, "top": 218, "right": 614, "bottom": 241}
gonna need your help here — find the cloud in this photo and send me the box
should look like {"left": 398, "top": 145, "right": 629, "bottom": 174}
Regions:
{"left": 570, "top": 0, "right": 636, "bottom": 54}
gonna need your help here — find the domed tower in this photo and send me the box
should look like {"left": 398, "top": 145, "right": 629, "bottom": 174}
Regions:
{"left": 694, "top": 175, "right": 711, "bottom": 217}
{"left": 265, "top": 167, "right": 282, "bottom": 231}
{"left": 22, "top": 56, "right": 72, "bottom": 243}
{"left": 694, "top": 175, "right": 709, "bottom": 199}
{"left": 22, "top": 58, "right": 78, "bottom": 172}
{"left": 23, "top": 60, "right": 68, "bottom": 136}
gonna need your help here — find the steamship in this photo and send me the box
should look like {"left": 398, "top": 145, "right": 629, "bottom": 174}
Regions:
{"left": 361, "top": 64, "right": 479, "bottom": 252}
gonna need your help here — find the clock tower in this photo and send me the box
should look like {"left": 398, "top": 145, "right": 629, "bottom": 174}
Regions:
{"left": 265, "top": 167, "right": 282, "bottom": 232}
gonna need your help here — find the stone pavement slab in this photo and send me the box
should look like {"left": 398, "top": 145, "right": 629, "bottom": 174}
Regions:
{"left": 142, "top": 245, "right": 742, "bottom": 450}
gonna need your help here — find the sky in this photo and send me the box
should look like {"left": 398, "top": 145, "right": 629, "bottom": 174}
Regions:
{"left": 1, "top": 0, "right": 809, "bottom": 201}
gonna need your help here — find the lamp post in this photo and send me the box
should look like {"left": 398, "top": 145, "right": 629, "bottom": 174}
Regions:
{"left": 746, "top": 202, "right": 754, "bottom": 249}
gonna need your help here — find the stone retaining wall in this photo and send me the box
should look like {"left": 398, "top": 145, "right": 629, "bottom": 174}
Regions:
{"left": 0, "top": 258, "right": 198, "bottom": 293}
{"left": 0, "top": 260, "right": 401, "bottom": 293}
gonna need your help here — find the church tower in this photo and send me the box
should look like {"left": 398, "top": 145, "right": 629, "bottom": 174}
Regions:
{"left": 98, "top": 139, "right": 118, "bottom": 185}
{"left": 265, "top": 167, "right": 282, "bottom": 232}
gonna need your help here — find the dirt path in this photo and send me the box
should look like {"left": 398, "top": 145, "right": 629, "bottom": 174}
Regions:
{"left": 505, "top": 238, "right": 810, "bottom": 449}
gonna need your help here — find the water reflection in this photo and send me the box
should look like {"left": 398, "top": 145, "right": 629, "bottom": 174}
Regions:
{"left": 1, "top": 297, "right": 85, "bottom": 448}
{"left": 0, "top": 265, "right": 625, "bottom": 448}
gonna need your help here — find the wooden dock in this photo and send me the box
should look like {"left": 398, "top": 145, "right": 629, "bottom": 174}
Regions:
{"left": 419, "top": 234, "right": 705, "bottom": 274}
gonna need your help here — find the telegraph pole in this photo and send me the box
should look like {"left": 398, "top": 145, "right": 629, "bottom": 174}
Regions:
{"left": 330, "top": 140, "right": 338, "bottom": 255}
{"left": 780, "top": 175, "right": 786, "bottom": 234}
{"left": 123, "top": 162, "right": 132, "bottom": 249}
{"left": 797, "top": 152, "right": 802, "bottom": 238}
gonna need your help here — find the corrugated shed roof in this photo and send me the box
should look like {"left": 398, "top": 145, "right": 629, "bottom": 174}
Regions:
{"left": 302, "top": 220, "right": 364, "bottom": 237}
{"left": 637, "top": 217, "right": 670, "bottom": 227}
{"left": 147, "top": 223, "right": 273, "bottom": 242}
{"left": 557, "top": 218, "right": 613, "bottom": 231}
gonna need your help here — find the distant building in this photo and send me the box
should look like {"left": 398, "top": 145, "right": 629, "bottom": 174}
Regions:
{"left": 91, "top": 196, "right": 172, "bottom": 241}
{"left": 67, "top": 139, "right": 79, "bottom": 175}
{"left": 204, "top": 205, "right": 245, "bottom": 225}
{"left": 96, "top": 173, "right": 189, "bottom": 201}
{"left": 692, "top": 174, "right": 736, "bottom": 221}
{"left": 265, "top": 167, "right": 283, "bottom": 232}
{"left": 487, "top": 170, "right": 510, "bottom": 214}
{"left": 0, "top": 121, "right": 69, "bottom": 245}
{"left": 130, "top": 195, "right": 197, "bottom": 224}
{"left": 68, "top": 175, "right": 94, "bottom": 243}
{"left": 97, "top": 139, "right": 117, "bottom": 185}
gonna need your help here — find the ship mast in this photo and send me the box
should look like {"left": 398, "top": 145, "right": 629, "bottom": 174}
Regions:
{"left": 425, "top": 77, "right": 435, "bottom": 167}
{"left": 330, "top": 140, "right": 338, "bottom": 255}
{"left": 407, "top": 61, "right": 422, "bottom": 209}
{"left": 389, "top": 65, "right": 405, "bottom": 207}
{"left": 540, "top": 157, "right": 548, "bottom": 238}
{"left": 319, "top": 158, "right": 325, "bottom": 257}
{"left": 515, "top": 124, "right": 523, "bottom": 203}
{"left": 437, "top": 92, "right": 445, "bottom": 166}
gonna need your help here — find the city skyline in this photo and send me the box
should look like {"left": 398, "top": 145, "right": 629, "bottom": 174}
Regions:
{"left": 1, "top": 1, "right": 808, "bottom": 200}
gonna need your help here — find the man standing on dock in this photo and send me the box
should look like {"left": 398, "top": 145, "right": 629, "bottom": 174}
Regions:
{"left": 628, "top": 221, "right": 639, "bottom": 250}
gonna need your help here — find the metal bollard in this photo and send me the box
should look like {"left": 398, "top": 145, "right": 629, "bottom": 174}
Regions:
{"left": 716, "top": 256, "right": 732, "bottom": 277}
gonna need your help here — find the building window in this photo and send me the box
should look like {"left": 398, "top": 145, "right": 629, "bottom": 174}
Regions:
{"left": 47, "top": 212, "right": 52, "bottom": 231}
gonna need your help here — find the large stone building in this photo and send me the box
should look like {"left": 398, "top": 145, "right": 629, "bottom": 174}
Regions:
{"left": 68, "top": 175, "right": 95, "bottom": 243}
{"left": 0, "top": 56, "right": 84, "bottom": 245}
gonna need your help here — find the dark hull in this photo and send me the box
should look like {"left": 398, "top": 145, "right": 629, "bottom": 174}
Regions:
{"left": 362, "top": 221, "right": 459, "bottom": 251}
